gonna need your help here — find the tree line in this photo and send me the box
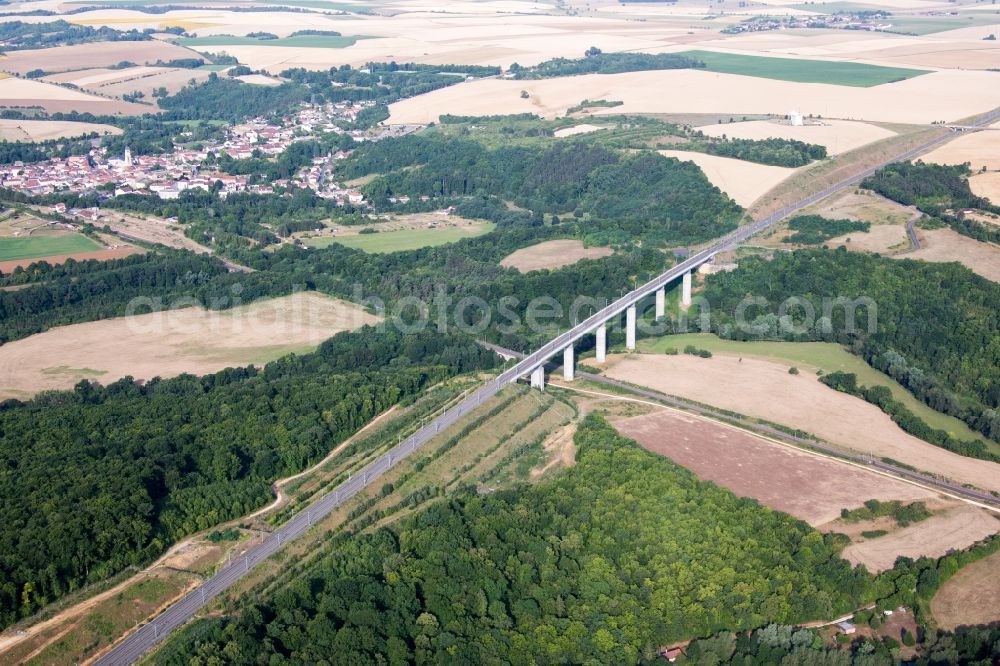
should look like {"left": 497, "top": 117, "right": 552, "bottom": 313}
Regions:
{"left": 511, "top": 50, "right": 704, "bottom": 78}
{"left": 693, "top": 136, "right": 828, "bottom": 167}
{"left": 0, "top": 327, "right": 497, "bottom": 629}
{"left": 0, "top": 20, "right": 150, "bottom": 50}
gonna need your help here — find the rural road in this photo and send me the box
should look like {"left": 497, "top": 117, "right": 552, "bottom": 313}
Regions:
{"left": 93, "top": 106, "right": 1000, "bottom": 666}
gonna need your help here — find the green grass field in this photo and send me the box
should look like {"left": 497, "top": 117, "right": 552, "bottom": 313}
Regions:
{"left": 306, "top": 223, "right": 495, "bottom": 253}
{"left": 175, "top": 34, "right": 364, "bottom": 49}
{"left": 0, "top": 233, "right": 101, "bottom": 262}
{"left": 642, "top": 333, "right": 995, "bottom": 450}
{"left": 678, "top": 50, "right": 929, "bottom": 87}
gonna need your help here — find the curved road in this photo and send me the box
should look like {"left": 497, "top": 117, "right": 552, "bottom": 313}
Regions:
{"left": 94, "top": 107, "right": 1000, "bottom": 666}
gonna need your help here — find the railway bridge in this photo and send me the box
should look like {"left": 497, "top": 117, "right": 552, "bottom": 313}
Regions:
{"left": 93, "top": 106, "right": 1000, "bottom": 666}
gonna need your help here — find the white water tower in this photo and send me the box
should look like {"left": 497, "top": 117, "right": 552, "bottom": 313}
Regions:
{"left": 789, "top": 110, "right": 804, "bottom": 126}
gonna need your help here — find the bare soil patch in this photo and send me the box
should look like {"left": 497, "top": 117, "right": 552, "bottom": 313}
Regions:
{"left": 603, "top": 353, "right": 1000, "bottom": 494}
{"left": 500, "top": 239, "right": 612, "bottom": 272}
{"left": 530, "top": 422, "right": 577, "bottom": 478}
{"left": 931, "top": 548, "right": 1000, "bottom": 629}
{"left": 840, "top": 505, "right": 999, "bottom": 572}
{"left": 903, "top": 228, "right": 1000, "bottom": 282}
{"left": 615, "top": 408, "right": 933, "bottom": 526}
{"left": 0, "top": 292, "right": 380, "bottom": 399}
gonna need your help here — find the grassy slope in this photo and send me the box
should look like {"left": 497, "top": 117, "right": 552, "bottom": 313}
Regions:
{"left": 679, "top": 50, "right": 928, "bottom": 87}
{"left": 641, "top": 333, "right": 994, "bottom": 450}
{"left": 0, "top": 233, "right": 101, "bottom": 261}
{"left": 306, "top": 223, "right": 496, "bottom": 253}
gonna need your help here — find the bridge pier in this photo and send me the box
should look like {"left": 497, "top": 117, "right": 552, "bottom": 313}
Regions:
{"left": 655, "top": 287, "right": 665, "bottom": 319}
{"left": 595, "top": 323, "right": 606, "bottom": 363}
{"left": 626, "top": 304, "right": 636, "bottom": 351}
{"left": 530, "top": 366, "right": 545, "bottom": 391}
{"left": 682, "top": 270, "right": 692, "bottom": 307}
{"left": 563, "top": 346, "right": 574, "bottom": 381}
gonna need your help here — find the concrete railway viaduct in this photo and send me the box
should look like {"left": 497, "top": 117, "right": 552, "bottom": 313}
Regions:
{"left": 94, "top": 107, "right": 1000, "bottom": 666}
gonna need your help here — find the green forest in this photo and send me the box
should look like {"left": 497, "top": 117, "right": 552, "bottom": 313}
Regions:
{"left": 0, "top": 328, "right": 497, "bottom": 629}
{"left": 339, "top": 135, "right": 742, "bottom": 247}
{"left": 700, "top": 249, "right": 1000, "bottom": 444}
{"left": 152, "top": 415, "right": 873, "bottom": 665}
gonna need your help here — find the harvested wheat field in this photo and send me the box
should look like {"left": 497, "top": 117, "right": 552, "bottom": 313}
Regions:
{"left": 921, "top": 124, "right": 1000, "bottom": 171}
{"left": 614, "top": 408, "right": 933, "bottom": 526}
{"left": 840, "top": 505, "right": 999, "bottom": 572}
{"left": 0, "top": 40, "right": 203, "bottom": 75}
{"left": 903, "top": 228, "right": 1000, "bottom": 282}
{"left": 696, "top": 119, "right": 895, "bottom": 156}
{"left": 42, "top": 66, "right": 164, "bottom": 88}
{"left": 45, "top": 65, "right": 215, "bottom": 98}
{"left": 0, "top": 118, "right": 121, "bottom": 141}
{"left": 99, "top": 66, "right": 215, "bottom": 98}
{"left": 930, "top": 548, "right": 1000, "bottom": 629}
{"left": 0, "top": 77, "right": 149, "bottom": 115}
{"left": 969, "top": 171, "right": 1000, "bottom": 205}
{"left": 602, "top": 353, "right": 1000, "bottom": 494}
{"left": 389, "top": 69, "right": 1000, "bottom": 126}
{"left": 0, "top": 292, "right": 380, "bottom": 400}
{"left": 500, "top": 239, "right": 612, "bottom": 272}
{"left": 827, "top": 224, "right": 911, "bottom": 253}
{"left": 659, "top": 149, "right": 796, "bottom": 207}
